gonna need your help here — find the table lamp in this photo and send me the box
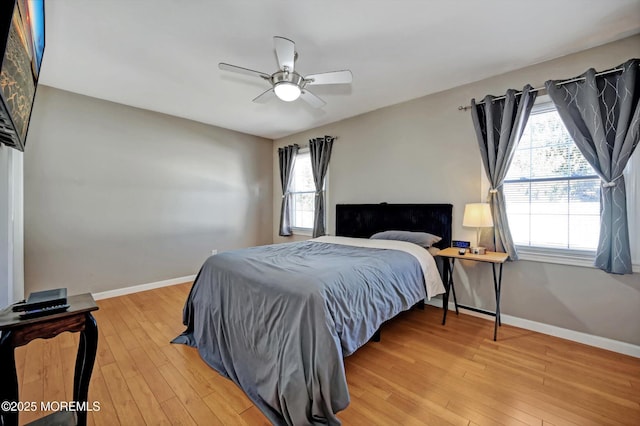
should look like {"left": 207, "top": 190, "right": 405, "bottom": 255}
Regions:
{"left": 462, "top": 203, "right": 493, "bottom": 255}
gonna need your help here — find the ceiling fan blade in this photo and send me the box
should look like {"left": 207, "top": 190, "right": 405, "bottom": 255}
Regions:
{"left": 305, "top": 70, "right": 353, "bottom": 85}
{"left": 274, "top": 36, "right": 295, "bottom": 72}
{"left": 219, "top": 63, "right": 271, "bottom": 80}
{"left": 300, "top": 89, "right": 326, "bottom": 109}
{"left": 252, "top": 88, "right": 276, "bottom": 104}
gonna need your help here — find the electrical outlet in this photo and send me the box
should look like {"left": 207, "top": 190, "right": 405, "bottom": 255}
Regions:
{"left": 210, "top": 249, "right": 218, "bottom": 255}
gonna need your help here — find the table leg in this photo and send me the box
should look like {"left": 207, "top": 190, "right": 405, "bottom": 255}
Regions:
{"left": 73, "top": 313, "right": 98, "bottom": 426}
{"left": 447, "top": 258, "right": 459, "bottom": 316}
{"left": 492, "top": 263, "right": 504, "bottom": 341}
{"left": 0, "top": 331, "right": 18, "bottom": 426}
{"left": 441, "top": 259, "right": 451, "bottom": 325}
{"left": 442, "top": 258, "right": 460, "bottom": 325}
{"left": 450, "top": 265, "right": 459, "bottom": 316}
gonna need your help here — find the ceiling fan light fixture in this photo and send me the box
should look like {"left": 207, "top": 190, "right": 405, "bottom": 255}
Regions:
{"left": 274, "top": 82, "right": 301, "bottom": 102}
{"left": 219, "top": 36, "right": 352, "bottom": 108}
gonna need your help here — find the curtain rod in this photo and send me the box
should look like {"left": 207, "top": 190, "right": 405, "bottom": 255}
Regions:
{"left": 457, "top": 65, "right": 630, "bottom": 111}
{"left": 282, "top": 136, "right": 338, "bottom": 149}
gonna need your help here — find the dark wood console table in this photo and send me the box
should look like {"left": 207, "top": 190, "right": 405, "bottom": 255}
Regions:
{"left": 0, "top": 293, "right": 98, "bottom": 426}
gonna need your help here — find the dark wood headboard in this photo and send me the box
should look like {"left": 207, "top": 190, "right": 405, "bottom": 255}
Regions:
{"left": 335, "top": 203, "right": 453, "bottom": 249}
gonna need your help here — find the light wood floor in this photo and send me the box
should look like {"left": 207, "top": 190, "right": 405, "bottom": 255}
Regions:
{"left": 14, "top": 282, "right": 640, "bottom": 425}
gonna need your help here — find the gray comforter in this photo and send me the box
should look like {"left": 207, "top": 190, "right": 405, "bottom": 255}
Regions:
{"left": 173, "top": 238, "right": 437, "bottom": 425}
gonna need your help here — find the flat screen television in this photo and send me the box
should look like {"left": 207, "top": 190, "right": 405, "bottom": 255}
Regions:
{"left": 0, "top": 0, "right": 45, "bottom": 151}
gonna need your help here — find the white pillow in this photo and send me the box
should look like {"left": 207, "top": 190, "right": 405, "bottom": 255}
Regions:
{"left": 370, "top": 230, "right": 442, "bottom": 248}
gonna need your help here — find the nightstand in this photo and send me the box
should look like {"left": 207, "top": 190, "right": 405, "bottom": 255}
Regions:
{"left": 0, "top": 293, "right": 98, "bottom": 426}
{"left": 435, "top": 247, "right": 509, "bottom": 340}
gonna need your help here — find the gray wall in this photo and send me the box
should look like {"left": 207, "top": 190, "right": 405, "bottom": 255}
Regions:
{"left": 25, "top": 86, "right": 273, "bottom": 295}
{"left": 273, "top": 35, "right": 640, "bottom": 346}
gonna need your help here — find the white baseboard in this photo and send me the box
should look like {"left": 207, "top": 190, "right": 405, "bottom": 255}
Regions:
{"left": 92, "top": 275, "right": 196, "bottom": 300}
{"left": 426, "top": 299, "right": 640, "bottom": 358}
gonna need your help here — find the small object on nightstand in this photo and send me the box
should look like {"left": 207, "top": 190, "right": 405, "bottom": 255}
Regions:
{"left": 452, "top": 240, "right": 471, "bottom": 249}
{"left": 458, "top": 248, "right": 466, "bottom": 255}
{"left": 12, "top": 287, "right": 67, "bottom": 312}
{"left": 18, "top": 303, "right": 70, "bottom": 319}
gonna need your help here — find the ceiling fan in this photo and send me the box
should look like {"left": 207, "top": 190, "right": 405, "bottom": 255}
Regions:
{"left": 218, "top": 36, "right": 353, "bottom": 108}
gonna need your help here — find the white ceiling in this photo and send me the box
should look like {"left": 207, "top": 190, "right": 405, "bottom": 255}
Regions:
{"left": 39, "top": 0, "right": 640, "bottom": 140}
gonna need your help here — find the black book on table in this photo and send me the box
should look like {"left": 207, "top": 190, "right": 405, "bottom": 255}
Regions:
{"left": 12, "top": 288, "right": 68, "bottom": 312}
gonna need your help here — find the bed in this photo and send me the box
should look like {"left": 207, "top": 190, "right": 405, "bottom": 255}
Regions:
{"left": 173, "top": 203, "right": 452, "bottom": 425}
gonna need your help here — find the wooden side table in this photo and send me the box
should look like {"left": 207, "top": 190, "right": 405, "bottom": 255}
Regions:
{"left": 435, "top": 247, "right": 509, "bottom": 340}
{"left": 0, "top": 293, "right": 99, "bottom": 426}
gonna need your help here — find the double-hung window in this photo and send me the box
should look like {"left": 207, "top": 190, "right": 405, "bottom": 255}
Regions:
{"left": 290, "top": 149, "right": 316, "bottom": 234}
{"left": 503, "top": 98, "right": 601, "bottom": 262}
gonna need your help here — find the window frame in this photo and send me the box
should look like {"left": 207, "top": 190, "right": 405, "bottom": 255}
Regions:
{"left": 289, "top": 148, "right": 327, "bottom": 236}
{"left": 625, "top": 145, "right": 640, "bottom": 272}
{"left": 505, "top": 97, "right": 601, "bottom": 266}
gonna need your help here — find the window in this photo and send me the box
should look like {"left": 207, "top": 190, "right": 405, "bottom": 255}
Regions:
{"left": 504, "top": 100, "right": 601, "bottom": 253}
{"left": 290, "top": 150, "right": 316, "bottom": 232}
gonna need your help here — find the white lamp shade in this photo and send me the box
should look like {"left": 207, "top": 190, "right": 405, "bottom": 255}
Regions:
{"left": 274, "top": 82, "right": 301, "bottom": 102}
{"left": 462, "top": 203, "right": 494, "bottom": 228}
